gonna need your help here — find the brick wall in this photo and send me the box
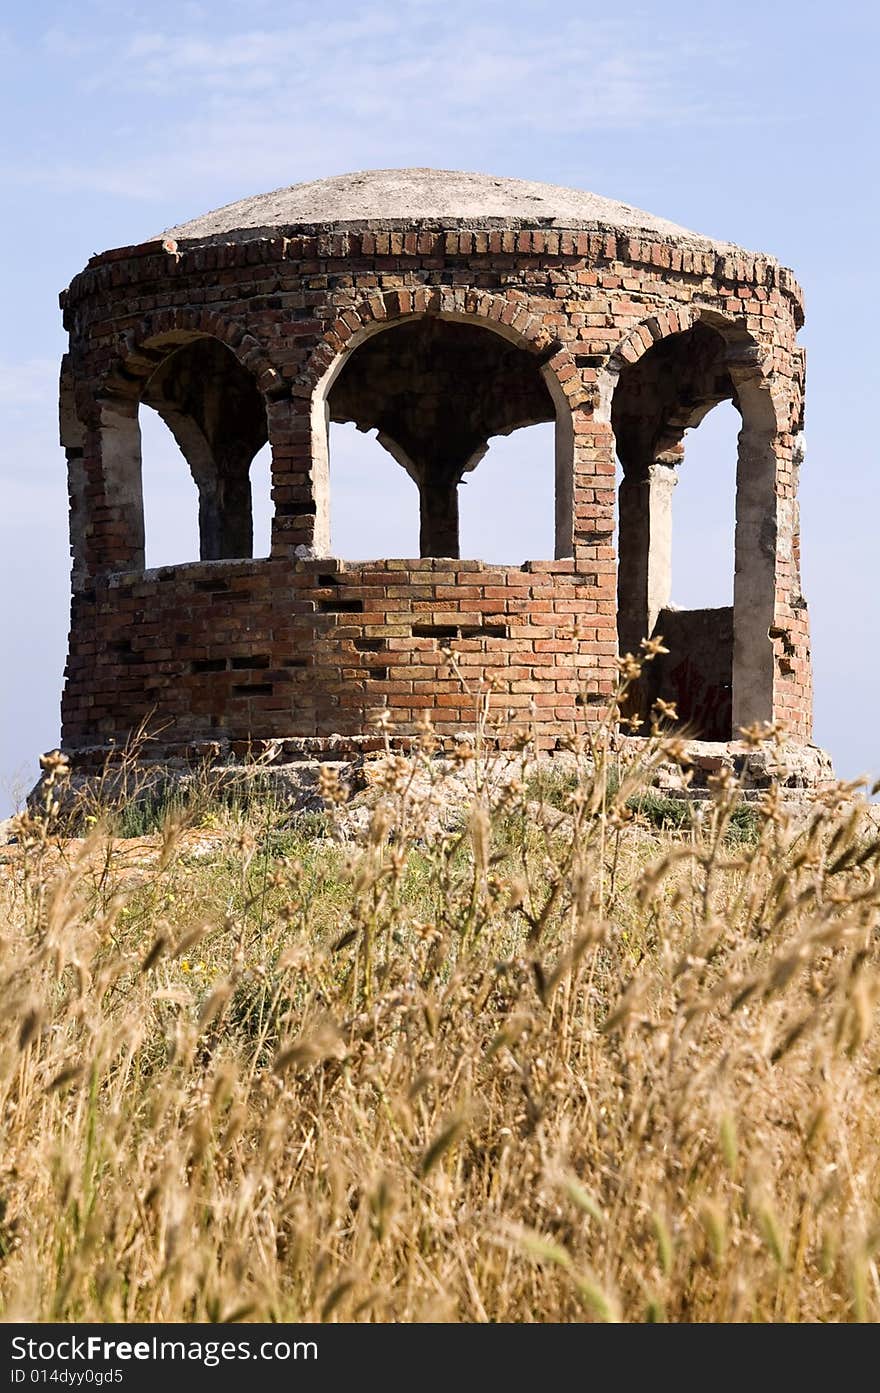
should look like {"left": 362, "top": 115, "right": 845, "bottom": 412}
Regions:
{"left": 650, "top": 607, "right": 734, "bottom": 743}
{"left": 61, "top": 557, "right": 612, "bottom": 754}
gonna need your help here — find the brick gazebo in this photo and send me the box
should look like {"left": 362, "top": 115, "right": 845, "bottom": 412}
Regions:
{"left": 57, "top": 169, "right": 818, "bottom": 771}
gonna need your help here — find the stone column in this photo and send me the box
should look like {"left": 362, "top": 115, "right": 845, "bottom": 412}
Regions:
{"left": 60, "top": 357, "right": 90, "bottom": 589}
{"left": 732, "top": 416, "right": 777, "bottom": 729}
{"left": 617, "top": 460, "right": 678, "bottom": 655}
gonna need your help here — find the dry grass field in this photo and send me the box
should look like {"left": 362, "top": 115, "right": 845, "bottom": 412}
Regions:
{"left": 2, "top": 666, "right": 879, "bottom": 1323}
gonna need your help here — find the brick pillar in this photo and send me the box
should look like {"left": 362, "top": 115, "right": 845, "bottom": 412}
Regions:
{"left": 571, "top": 404, "right": 618, "bottom": 708}
{"left": 271, "top": 396, "right": 319, "bottom": 557}
{"left": 198, "top": 463, "right": 253, "bottom": 560}
{"left": 419, "top": 472, "right": 460, "bottom": 558}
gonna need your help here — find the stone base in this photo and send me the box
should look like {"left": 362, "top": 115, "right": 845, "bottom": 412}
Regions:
{"left": 613, "top": 736, "right": 836, "bottom": 801}
{"left": 28, "top": 734, "right": 835, "bottom": 822}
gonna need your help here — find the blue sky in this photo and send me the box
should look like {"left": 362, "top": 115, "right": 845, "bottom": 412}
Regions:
{"left": 0, "top": 0, "right": 876, "bottom": 810}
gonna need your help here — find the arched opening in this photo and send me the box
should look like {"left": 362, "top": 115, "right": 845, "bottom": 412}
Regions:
{"left": 458, "top": 422, "right": 556, "bottom": 562}
{"left": 140, "top": 404, "right": 200, "bottom": 568}
{"left": 313, "top": 316, "right": 570, "bottom": 561}
{"left": 249, "top": 442, "right": 272, "bottom": 559}
{"left": 612, "top": 319, "right": 777, "bottom": 739}
{"left": 670, "top": 400, "right": 739, "bottom": 609}
{"left": 99, "top": 334, "right": 270, "bottom": 569}
{"left": 327, "top": 422, "right": 420, "bottom": 558}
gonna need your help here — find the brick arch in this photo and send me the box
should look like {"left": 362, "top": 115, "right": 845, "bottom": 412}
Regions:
{"left": 305, "top": 287, "right": 582, "bottom": 405}
{"left": 609, "top": 305, "right": 776, "bottom": 401}
{"left": 610, "top": 307, "right": 699, "bottom": 370}
{"left": 77, "top": 310, "right": 288, "bottom": 577}
{"left": 605, "top": 303, "right": 788, "bottom": 457}
{"left": 304, "top": 289, "right": 584, "bottom": 560}
{"left": 99, "top": 307, "right": 286, "bottom": 403}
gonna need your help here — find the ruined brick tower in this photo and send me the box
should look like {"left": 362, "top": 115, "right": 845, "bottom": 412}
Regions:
{"left": 57, "top": 169, "right": 815, "bottom": 766}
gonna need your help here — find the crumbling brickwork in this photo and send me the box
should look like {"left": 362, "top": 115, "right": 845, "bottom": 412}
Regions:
{"left": 57, "top": 170, "right": 813, "bottom": 759}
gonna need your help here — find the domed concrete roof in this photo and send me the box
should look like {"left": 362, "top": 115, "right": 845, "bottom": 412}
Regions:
{"left": 163, "top": 168, "right": 734, "bottom": 249}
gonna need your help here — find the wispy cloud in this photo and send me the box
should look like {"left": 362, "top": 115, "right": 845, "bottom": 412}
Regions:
{"left": 2, "top": 6, "right": 743, "bottom": 209}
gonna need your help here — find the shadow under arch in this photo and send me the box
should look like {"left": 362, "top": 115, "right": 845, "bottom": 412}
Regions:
{"left": 307, "top": 293, "right": 578, "bottom": 561}
{"left": 606, "top": 307, "right": 785, "bottom": 736}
